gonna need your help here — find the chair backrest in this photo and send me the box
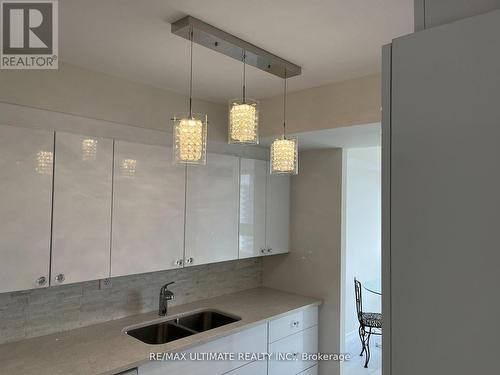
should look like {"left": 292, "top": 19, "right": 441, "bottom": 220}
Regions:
{"left": 354, "top": 278, "right": 363, "bottom": 322}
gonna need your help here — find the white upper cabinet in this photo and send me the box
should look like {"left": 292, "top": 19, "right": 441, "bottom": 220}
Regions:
{"left": 0, "top": 125, "right": 53, "bottom": 293}
{"left": 111, "top": 141, "right": 185, "bottom": 277}
{"left": 266, "top": 172, "right": 291, "bottom": 255}
{"left": 239, "top": 158, "right": 267, "bottom": 258}
{"left": 51, "top": 132, "right": 113, "bottom": 285}
{"left": 0, "top": 124, "right": 291, "bottom": 292}
{"left": 185, "top": 153, "right": 239, "bottom": 266}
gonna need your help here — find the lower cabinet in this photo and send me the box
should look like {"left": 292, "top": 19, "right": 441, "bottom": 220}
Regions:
{"left": 223, "top": 360, "right": 267, "bottom": 374}
{"left": 268, "top": 306, "right": 319, "bottom": 375}
{"left": 268, "top": 305, "right": 318, "bottom": 343}
{"left": 138, "top": 307, "right": 318, "bottom": 375}
{"left": 268, "top": 326, "right": 318, "bottom": 375}
{"left": 116, "top": 369, "right": 138, "bottom": 375}
{"left": 138, "top": 324, "right": 267, "bottom": 375}
{"left": 298, "top": 365, "right": 318, "bottom": 375}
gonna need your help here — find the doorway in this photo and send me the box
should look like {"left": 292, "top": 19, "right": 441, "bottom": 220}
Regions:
{"left": 343, "top": 147, "right": 382, "bottom": 375}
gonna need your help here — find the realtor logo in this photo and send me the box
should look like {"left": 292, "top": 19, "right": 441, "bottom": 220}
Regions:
{"left": 1, "top": 0, "right": 58, "bottom": 69}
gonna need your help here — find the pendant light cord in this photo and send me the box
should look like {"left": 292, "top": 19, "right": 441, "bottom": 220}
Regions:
{"left": 189, "top": 27, "right": 193, "bottom": 118}
{"left": 283, "top": 71, "right": 287, "bottom": 138}
{"left": 242, "top": 51, "right": 246, "bottom": 102}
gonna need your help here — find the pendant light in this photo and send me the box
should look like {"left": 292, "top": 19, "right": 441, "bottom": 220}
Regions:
{"left": 270, "top": 73, "right": 298, "bottom": 175}
{"left": 228, "top": 52, "right": 259, "bottom": 144}
{"left": 172, "top": 26, "right": 208, "bottom": 165}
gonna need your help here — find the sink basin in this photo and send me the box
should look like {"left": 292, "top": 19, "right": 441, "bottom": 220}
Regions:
{"left": 126, "top": 321, "right": 195, "bottom": 345}
{"left": 125, "top": 310, "right": 241, "bottom": 345}
{"left": 174, "top": 310, "right": 240, "bottom": 332}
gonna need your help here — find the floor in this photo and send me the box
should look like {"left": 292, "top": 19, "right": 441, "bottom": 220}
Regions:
{"left": 342, "top": 331, "right": 381, "bottom": 375}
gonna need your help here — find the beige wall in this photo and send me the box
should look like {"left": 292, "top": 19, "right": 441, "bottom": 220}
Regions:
{"left": 0, "top": 63, "right": 380, "bottom": 141}
{"left": 260, "top": 74, "right": 381, "bottom": 138}
{"left": 263, "top": 149, "right": 345, "bottom": 375}
{"left": 0, "top": 62, "right": 228, "bottom": 143}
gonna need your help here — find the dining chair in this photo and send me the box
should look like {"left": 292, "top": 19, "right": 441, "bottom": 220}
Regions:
{"left": 354, "top": 277, "right": 382, "bottom": 368}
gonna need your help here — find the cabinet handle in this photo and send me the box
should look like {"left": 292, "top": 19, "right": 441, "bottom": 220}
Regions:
{"left": 260, "top": 249, "right": 266, "bottom": 254}
{"left": 267, "top": 248, "right": 273, "bottom": 253}
{"left": 292, "top": 320, "right": 300, "bottom": 327}
{"left": 55, "top": 273, "right": 65, "bottom": 283}
{"left": 186, "top": 257, "right": 194, "bottom": 265}
{"left": 175, "top": 259, "right": 183, "bottom": 266}
{"left": 36, "top": 276, "right": 47, "bottom": 287}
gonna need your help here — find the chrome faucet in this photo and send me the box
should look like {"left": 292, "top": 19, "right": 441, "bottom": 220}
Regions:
{"left": 159, "top": 281, "right": 175, "bottom": 316}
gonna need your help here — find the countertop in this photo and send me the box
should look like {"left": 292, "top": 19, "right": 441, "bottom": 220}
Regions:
{"left": 0, "top": 287, "right": 321, "bottom": 375}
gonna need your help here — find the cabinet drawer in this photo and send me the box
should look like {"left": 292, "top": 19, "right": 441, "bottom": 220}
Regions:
{"left": 116, "top": 369, "right": 138, "bottom": 375}
{"left": 299, "top": 365, "right": 318, "bottom": 375}
{"left": 223, "top": 360, "right": 267, "bottom": 374}
{"left": 268, "top": 306, "right": 318, "bottom": 343}
{"left": 268, "top": 325, "right": 318, "bottom": 375}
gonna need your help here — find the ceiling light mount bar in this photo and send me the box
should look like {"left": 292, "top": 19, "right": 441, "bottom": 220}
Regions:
{"left": 171, "top": 16, "right": 302, "bottom": 79}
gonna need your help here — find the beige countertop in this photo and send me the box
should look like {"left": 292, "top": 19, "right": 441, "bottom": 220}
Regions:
{"left": 0, "top": 287, "right": 321, "bottom": 375}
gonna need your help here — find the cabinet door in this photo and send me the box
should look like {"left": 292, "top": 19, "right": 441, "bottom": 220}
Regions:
{"left": 266, "top": 172, "right": 290, "bottom": 255}
{"left": 239, "top": 158, "right": 267, "bottom": 259}
{"left": 0, "top": 125, "right": 53, "bottom": 293}
{"left": 268, "top": 326, "right": 318, "bottom": 375}
{"left": 185, "top": 153, "right": 239, "bottom": 266}
{"left": 116, "top": 369, "right": 138, "bottom": 375}
{"left": 298, "top": 365, "right": 317, "bottom": 375}
{"left": 52, "top": 132, "right": 113, "bottom": 285}
{"left": 111, "top": 141, "right": 185, "bottom": 277}
{"left": 139, "top": 324, "right": 267, "bottom": 375}
{"left": 224, "top": 360, "right": 267, "bottom": 374}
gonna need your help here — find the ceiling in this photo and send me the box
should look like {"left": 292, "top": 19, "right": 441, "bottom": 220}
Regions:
{"left": 60, "top": 0, "right": 413, "bottom": 103}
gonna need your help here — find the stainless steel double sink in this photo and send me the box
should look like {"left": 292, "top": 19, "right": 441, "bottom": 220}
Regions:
{"left": 125, "top": 310, "right": 241, "bottom": 345}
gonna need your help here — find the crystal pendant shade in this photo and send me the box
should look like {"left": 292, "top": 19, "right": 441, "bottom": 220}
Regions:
{"left": 228, "top": 99, "right": 259, "bottom": 144}
{"left": 270, "top": 137, "right": 298, "bottom": 175}
{"left": 172, "top": 114, "right": 207, "bottom": 165}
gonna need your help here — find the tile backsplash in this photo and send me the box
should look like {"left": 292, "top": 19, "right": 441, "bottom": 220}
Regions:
{"left": 0, "top": 258, "right": 262, "bottom": 345}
